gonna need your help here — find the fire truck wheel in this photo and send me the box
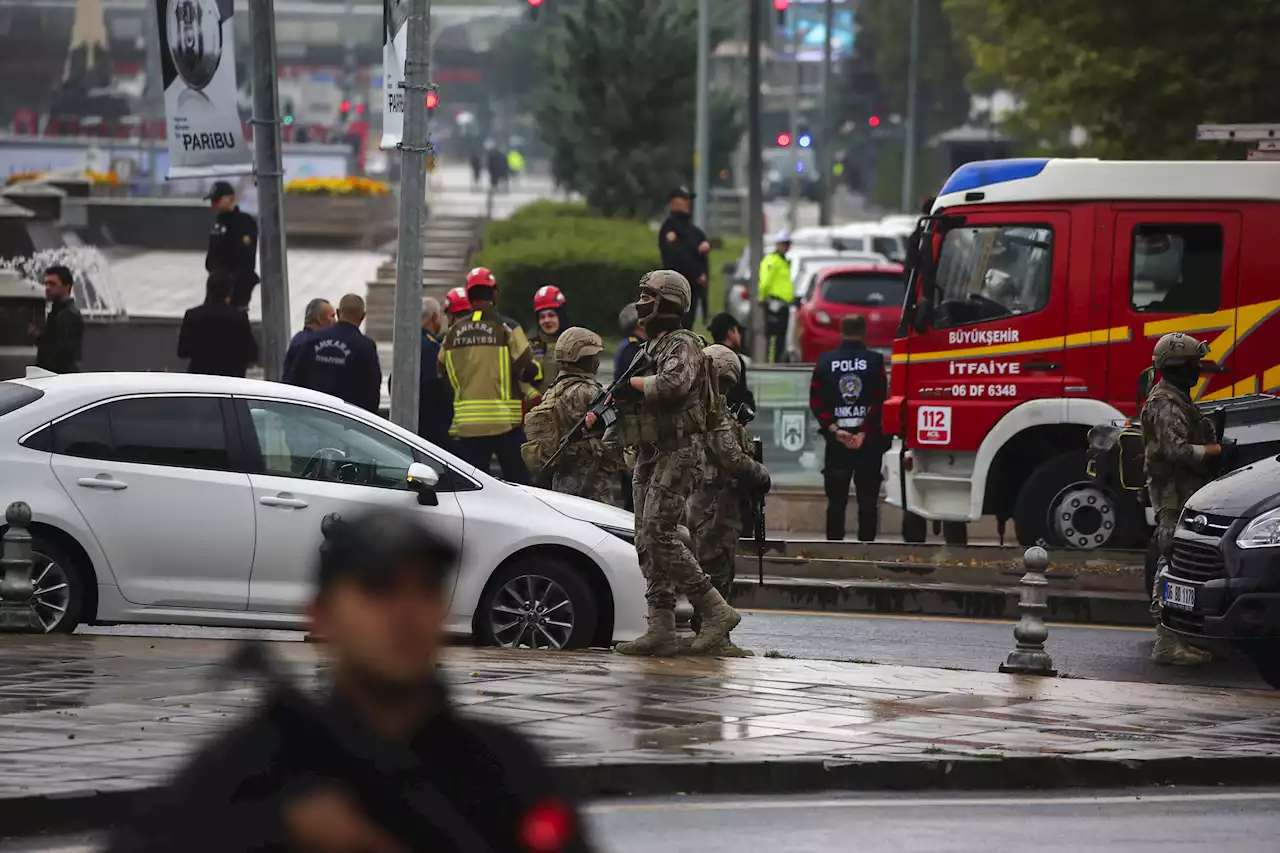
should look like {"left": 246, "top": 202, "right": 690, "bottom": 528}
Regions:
{"left": 1015, "top": 451, "right": 1141, "bottom": 550}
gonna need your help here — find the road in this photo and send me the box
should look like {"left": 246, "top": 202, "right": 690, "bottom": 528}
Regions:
{"left": 10, "top": 790, "right": 1280, "bottom": 852}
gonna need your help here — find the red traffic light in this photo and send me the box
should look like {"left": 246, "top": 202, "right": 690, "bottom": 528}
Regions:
{"left": 776, "top": 132, "right": 792, "bottom": 147}
{"left": 528, "top": 0, "right": 543, "bottom": 6}
{"left": 339, "top": 100, "right": 351, "bottom": 113}
{"left": 868, "top": 115, "right": 881, "bottom": 128}
{"left": 773, "top": 0, "right": 789, "bottom": 10}
{"left": 425, "top": 92, "right": 439, "bottom": 110}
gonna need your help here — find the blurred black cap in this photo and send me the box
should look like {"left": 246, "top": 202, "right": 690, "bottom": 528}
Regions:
{"left": 668, "top": 186, "right": 695, "bottom": 200}
{"left": 707, "top": 312, "right": 743, "bottom": 343}
{"left": 204, "top": 180, "right": 236, "bottom": 201}
{"left": 317, "top": 508, "right": 458, "bottom": 595}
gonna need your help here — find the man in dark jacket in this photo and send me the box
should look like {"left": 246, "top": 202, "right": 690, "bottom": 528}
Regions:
{"left": 707, "top": 312, "right": 756, "bottom": 413}
{"left": 418, "top": 296, "right": 453, "bottom": 447}
{"left": 290, "top": 293, "right": 382, "bottom": 413}
{"left": 32, "top": 265, "right": 82, "bottom": 373}
{"left": 106, "top": 509, "right": 597, "bottom": 853}
{"left": 204, "top": 181, "right": 260, "bottom": 310}
{"left": 177, "top": 272, "right": 260, "bottom": 377}
{"left": 282, "top": 298, "right": 336, "bottom": 384}
{"left": 656, "top": 187, "right": 710, "bottom": 329}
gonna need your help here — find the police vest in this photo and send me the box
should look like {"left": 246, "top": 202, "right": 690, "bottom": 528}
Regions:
{"left": 816, "top": 346, "right": 883, "bottom": 431}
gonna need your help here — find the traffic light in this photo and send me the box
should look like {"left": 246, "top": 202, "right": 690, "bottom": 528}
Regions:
{"left": 797, "top": 125, "right": 812, "bottom": 148}
{"left": 425, "top": 91, "right": 439, "bottom": 112}
{"left": 868, "top": 115, "right": 881, "bottom": 128}
{"left": 339, "top": 100, "right": 351, "bottom": 116}
{"left": 775, "top": 131, "right": 792, "bottom": 147}
{"left": 527, "top": 0, "right": 543, "bottom": 21}
{"left": 774, "top": 0, "right": 789, "bottom": 26}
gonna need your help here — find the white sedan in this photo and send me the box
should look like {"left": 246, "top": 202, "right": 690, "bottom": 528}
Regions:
{"left": 0, "top": 372, "right": 645, "bottom": 647}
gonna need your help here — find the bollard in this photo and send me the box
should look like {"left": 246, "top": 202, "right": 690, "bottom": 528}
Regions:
{"left": 0, "top": 501, "right": 41, "bottom": 632}
{"left": 999, "top": 546, "right": 1057, "bottom": 676}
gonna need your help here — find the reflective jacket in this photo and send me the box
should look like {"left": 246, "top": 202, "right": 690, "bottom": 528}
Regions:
{"left": 758, "top": 251, "right": 794, "bottom": 303}
{"left": 439, "top": 306, "right": 533, "bottom": 437}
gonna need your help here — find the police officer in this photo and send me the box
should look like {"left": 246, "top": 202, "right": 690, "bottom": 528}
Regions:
{"left": 528, "top": 285, "right": 568, "bottom": 397}
{"left": 1142, "top": 332, "right": 1221, "bottom": 666}
{"left": 688, "top": 344, "right": 771, "bottom": 656}
{"left": 758, "top": 230, "right": 795, "bottom": 363}
{"left": 105, "top": 509, "right": 597, "bottom": 853}
{"left": 809, "top": 314, "right": 887, "bottom": 542}
{"left": 604, "top": 270, "right": 739, "bottom": 657}
{"left": 657, "top": 187, "right": 711, "bottom": 329}
{"left": 290, "top": 293, "right": 382, "bottom": 413}
{"left": 204, "top": 181, "right": 260, "bottom": 310}
{"left": 521, "top": 327, "right": 620, "bottom": 504}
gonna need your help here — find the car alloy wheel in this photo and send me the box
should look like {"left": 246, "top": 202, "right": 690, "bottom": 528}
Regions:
{"left": 487, "top": 573, "right": 576, "bottom": 650}
{"left": 1, "top": 553, "right": 73, "bottom": 633}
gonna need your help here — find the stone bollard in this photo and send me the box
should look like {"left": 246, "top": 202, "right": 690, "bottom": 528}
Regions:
{"left": 0, "top": 501, "right": 40, "bottom": 632}
{"left": 999, "top": 546, "right": 1057, "bottom": 676}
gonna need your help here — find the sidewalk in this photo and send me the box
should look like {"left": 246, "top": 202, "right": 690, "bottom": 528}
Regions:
{"left": 2, "top": 636, "right": 1279, "bottom": 834}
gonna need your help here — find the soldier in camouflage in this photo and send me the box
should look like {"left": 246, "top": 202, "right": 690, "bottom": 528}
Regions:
{"left": 606, "top": 270, "right": 741, "bottom": 657}
{"left": 687, "top": 344, "right": 771, "bottom": 656}
{"left": 1141, "top": 332, "right": 1222, "bottom": 666}
{"left": 519, "top": 327, "right": 621, "bottom": 504}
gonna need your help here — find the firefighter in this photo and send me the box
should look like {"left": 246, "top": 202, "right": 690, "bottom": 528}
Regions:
{"left": 443, "top": 286, "right": 471, "bottom": 324}
{"left": 528, "top": 285, "right": 568, "bottom": 397}
{"left": 439, "top": 267, "right": 535, "bottom": 485}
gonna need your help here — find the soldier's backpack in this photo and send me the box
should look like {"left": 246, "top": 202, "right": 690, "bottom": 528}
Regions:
{"left": 1087, "top": 421, "right": 1146, "bottom": 491}
{"left": 520, "top": 375, "right": 594, "bottom": 475}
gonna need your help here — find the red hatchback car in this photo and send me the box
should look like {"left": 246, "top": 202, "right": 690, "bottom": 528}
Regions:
{"left": 794, "top": 262, "right": 906, "bottom": 363}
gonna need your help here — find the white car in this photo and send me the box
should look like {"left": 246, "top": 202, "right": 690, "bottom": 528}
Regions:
{"left": 0, "top": 372, "right": 645, "bottom": 647}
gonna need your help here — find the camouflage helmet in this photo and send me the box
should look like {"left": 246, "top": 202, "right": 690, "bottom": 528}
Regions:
{"left": 1152, "top": 332, "right": 1209, "bottom": 370}
{"left": 554, "top": 326, "right": 604, "bottom": 364}
{"left": 638, "top": 269, "right": 692, "bottom": 313}
{"left": 703, "top": 344, "right": 742, "bottom": 386}
{"left": 618, "top": 302, "right": 639, "bottom": 334}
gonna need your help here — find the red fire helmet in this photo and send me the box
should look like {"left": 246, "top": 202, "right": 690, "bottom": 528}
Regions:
{"left": 533, "top": 285, "right": 566, "bottom": 313}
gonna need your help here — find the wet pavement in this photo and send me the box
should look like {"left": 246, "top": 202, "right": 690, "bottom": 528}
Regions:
{"left": 3, "top": 635, "right": 1280, "bottom": 806}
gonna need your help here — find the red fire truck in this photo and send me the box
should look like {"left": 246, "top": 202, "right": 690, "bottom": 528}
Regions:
{"left": 884, "top": 157, "right": 1280, "bottom": 549}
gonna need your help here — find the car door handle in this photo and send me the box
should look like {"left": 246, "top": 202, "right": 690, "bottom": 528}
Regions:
{"left": 1024, "top": 361, "right": 1062, "bottom": 371}
{"left": 76, "top": 475, "right": 127, "bottom": 491}
{"left": 259, "top": 495, "right": 309, "bottom": 509}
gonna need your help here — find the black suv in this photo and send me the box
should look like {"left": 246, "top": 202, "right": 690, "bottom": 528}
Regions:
{"left": 1158, "top": 454, "right": 1280, "bottom": 687}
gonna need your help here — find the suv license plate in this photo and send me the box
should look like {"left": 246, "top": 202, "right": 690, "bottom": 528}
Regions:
{"left": 1163, "top": 581, "right": 1196, "bottom": 611}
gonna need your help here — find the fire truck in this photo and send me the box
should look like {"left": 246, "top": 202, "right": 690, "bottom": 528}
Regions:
{"left": 884, "top": 154, "right": 1280, "bottom": 549}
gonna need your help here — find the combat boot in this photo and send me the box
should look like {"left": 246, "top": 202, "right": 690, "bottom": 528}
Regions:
{"left": 1150, "top": 624, "right": 1212, "bottom": 666}
{"left": 615, "top": 606, "right": 679, "bottom": 657}
{"left": 687, "top": 588, "right": 742, "bottom": 655}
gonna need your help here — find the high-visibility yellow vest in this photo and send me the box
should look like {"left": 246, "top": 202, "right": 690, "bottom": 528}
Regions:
{"left": 439, "top": 307, "right": 532, "bottom": 437}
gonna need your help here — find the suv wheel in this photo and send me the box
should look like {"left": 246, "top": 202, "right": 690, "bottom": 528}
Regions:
{"left": 477, "top": 557, "right": 598, "bottom": 650}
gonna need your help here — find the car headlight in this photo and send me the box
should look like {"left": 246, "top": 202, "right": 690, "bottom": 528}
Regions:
{"left": 595, "top": 523, "right": 634, "bottom": 545}
{"left": 1236, "top": 507, "right": 1280, "bottom": 549}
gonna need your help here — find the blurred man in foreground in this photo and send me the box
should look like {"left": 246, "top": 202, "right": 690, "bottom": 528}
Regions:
{"left": 107, "top": 509, "right": 595, "bottom": 853}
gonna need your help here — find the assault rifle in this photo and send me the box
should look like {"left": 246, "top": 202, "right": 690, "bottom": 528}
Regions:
{"left": 538, "top": 346, "right": 653, "bottom": 475}
{"left": 751, "top": 436, "right": 766, "bottom": 586}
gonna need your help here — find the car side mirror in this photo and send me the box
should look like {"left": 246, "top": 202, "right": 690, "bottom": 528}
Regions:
{"left": 406, "top": 462, "right": 440, "bottom": 506}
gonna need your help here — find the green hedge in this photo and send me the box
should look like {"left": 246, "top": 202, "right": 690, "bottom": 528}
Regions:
{"left": 505, "top": 199, "right": 593, "bottom": 222}
{"left": 482, "top": 215, "right": 652, "bottom": 250}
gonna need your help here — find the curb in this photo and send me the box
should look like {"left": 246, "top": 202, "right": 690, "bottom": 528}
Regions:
{"left": 6, "top": 754, "right": 1280, "bottom": 836}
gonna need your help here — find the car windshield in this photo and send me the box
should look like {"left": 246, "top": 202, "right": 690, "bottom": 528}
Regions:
{"left": 0, "top": 382, "right": 42, "bottom": 418}
{"left": 820, "top": 272, "right": 906, "bottom": 306}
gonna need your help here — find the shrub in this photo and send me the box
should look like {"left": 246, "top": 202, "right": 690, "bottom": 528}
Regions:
{"left": 506, "top": 199, "right": 593, "bottom": 222}
{"left": 481, "top": 215, "right": 652, "bottom": 250}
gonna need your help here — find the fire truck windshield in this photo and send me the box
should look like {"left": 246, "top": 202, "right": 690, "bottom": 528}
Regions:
{"left": 931, "top": 225, "right": 1053, "bottom": 328}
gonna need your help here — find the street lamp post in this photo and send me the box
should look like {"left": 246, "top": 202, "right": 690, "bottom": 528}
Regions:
{"left": 693, "top": 0, "right": 711, "bottom": 232}
{"left": 900, "top": 0, "right": 921, "bottom": 213}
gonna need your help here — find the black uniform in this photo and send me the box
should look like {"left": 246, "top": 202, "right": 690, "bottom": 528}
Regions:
{"left": 809, "top": 339, "right": 887, "bottom": 541}
{"left": 281, "top": 327, "right": 319, "bottom": 385}
{"left": 35, "top": 297, "right": 83, "bottom": 373}
{"left": 657, "top": 211, "right": 709, "bottom": 328}
{"left": 290, "top": 321, "right": 382, "bottom": 413}
{"left": 205, "top": 207, "right": 260, "bottom": 309}
{"left": 419, "top": 328, "right": 454, "bottom": 448}
{"left": 177, "top": 300, "right": 259, "bottom": 377}
{"left": 726, "top": 353, "right": 756, "bottom": 413}
{"left": 105, "top": 684, "right": 596, "bottom": 853}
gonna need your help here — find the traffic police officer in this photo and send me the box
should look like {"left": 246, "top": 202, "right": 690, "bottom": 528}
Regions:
{"left": 809, "top": 314, "right": 887, "bottom": 542}
{"left": 289, "top": 293, "right": 382, "bottom": 413}
{"left": 758, "top": 230, "right": 795, "bottom": 363}
{"left": 1142, "top": 332, "right": 1221, "bottom": 666}
{"left": 204, "top": 181, "right": 260, "bottom": 310}
{"left": 657, "top": 187, "right": 711, "bottom": 329}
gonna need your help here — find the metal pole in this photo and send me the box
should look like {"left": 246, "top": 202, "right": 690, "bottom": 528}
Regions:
{"left": 693, "top": 0, "right": 711, "bottom": 231}
{"left": 746, "top": 0, "right": 765, "bottom": 363}
{"left": 250, "top": 0, "right": 292, "bottom": 382}
{"left": 900, "top": 0, "right": 921, "bottom": 213}
{"left": 818, "top": 0, "right": 834, "bottom": 226}
{"left": 142, "top": 8, "right": 165, "bottom": 196}
{"left": 787, "top": 21, "right": 801, "bottom": 230}
{"left": 389, "top": 0, "right": 432, "bottom": 432}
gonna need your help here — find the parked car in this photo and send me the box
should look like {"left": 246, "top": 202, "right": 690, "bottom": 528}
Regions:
{"left": 0, "top": 373, "right": 645, "bottom": 646}
{"left": 793, "top": 262, "right": 906, "bottom": 363}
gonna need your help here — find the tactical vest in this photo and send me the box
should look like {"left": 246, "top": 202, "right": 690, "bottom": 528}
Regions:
{"left": 520, "top": 373, "right": 595, "bottom": 472}
{"left": 1141, "top": 382, "right": 1215, "bottom": 481}
{"left": 614, "top": 330, "right": 720, "bottom": 449}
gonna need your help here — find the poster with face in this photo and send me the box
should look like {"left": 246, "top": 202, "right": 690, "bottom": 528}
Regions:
{"left": 156, "top": 0, "right": 252, "bottom": 178}
{"left": 380, "top": 0, "right": 409, "bottom": 150}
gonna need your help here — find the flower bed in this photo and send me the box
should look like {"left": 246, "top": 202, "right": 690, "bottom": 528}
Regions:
{"left": 284, "top": 176, "right": 390, "bottom": 196}
{"left": 283, "top": 178, "right": 396, "bottom": 248}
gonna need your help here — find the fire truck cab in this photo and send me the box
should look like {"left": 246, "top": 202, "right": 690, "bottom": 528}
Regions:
{"left": 885, "top": 158, "right": 1280, "bottom": 549}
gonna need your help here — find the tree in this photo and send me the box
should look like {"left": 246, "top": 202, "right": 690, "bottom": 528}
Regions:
{"left": 944, "top": 0, "right": 1280, "bottom": 159}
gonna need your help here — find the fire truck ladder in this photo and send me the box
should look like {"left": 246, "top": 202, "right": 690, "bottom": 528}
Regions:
{"left": 1196, "top": 123, "right": 1280, "bottom": 160}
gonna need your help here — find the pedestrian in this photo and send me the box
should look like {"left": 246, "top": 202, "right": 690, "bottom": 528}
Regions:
{"left": 469, "top": 151, "right": 483, "bottom": 190}
{"left": 31, "top": 264, "right": 82, "bottom": 374}
{"left": 809, "top": 314, "right": 887, "bottom": 542}
{"left": 1142, "top": 332, "right": 1221, "bottom": 666}
{"left": 528, "top": 285, "right": 568, "bottom": 400}
{"left": 521, "top": 327, "right": 621, "bottom": 503}
{"left": 176, "top": 271, "right": 259, "bottom": 377}
{"left": 443, "top": 286, "right": 471, "bottom": 325}
{"left": 290, "top": 293, "right": 382, "bottom": 413}
{"left": 706, "top": 312, "right": 756, "bottom": 412}
{"left": 486, "top": 143, "right": 508, "bottom": 193}
{"left": 203, "top": 180, "right": 260, "bottom": 311}
{"left": 439, "top": 267, "right": 534, "bottom": 485}
{"left": 688, "top": 344, "right": 771, "bottom": 656}
{"left": 604, "top": 270, "right": 740, "bottom": 657}
{"left": 282, "top": 297, "right": 335, "bottom": 384}
{"left": 656, "top": 187, "right": 711, "bottom": 330}
{"left": 104, "top": 509, "right": 597, "bottom": 853}
{"left": 613, "top": 304, "right": 647, "bottom": 513}
{"left": 758, "top": 230, "right": 795, "bottom": 364}
{"left": 418, "top": 296, "right": 453, "bottom": 449}
{"left": 506, "top": 148, "right": 525, "bottom": 185}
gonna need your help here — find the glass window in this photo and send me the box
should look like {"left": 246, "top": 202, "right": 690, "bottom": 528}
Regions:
{"left": 52, "top": 406, "right": 113, "bottom": 460}
{"left": 820, "top": 273, "right": 907, "bottom": 307}
{"left": 871, "top": 235, "right": 904, "bottom": 262}
{"left": 0, "top": 382, "right": 43, "bottom": 418}
{"left": 1130, "top": 224, "right": 1223, "bottom": 313}
{"left": 933, "top": 225, "right": 1053, "bottom": 328}
{"left": 108, "top": 398, "right": 230, "bottom": 470}
{"left": 246, "top": 400, "right": 416, "bottom": 491}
